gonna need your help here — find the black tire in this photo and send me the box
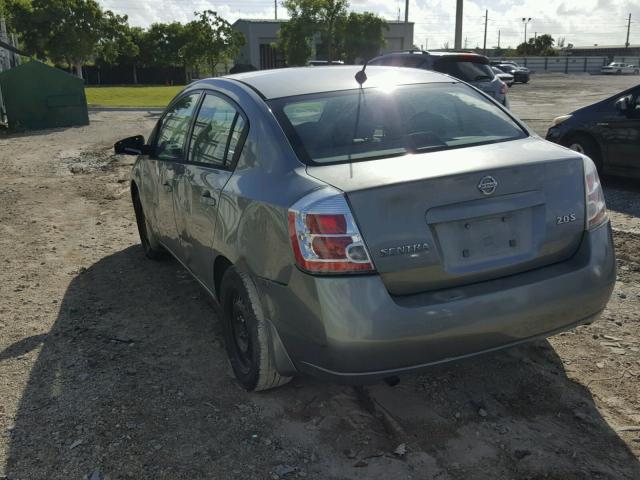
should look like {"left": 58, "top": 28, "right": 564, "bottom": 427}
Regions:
{"left": 634, "top": 69, "right": 639, "bottom": 75}
{"left": 220, "top": 266, "right": 291, "bottom": 391}
{"left": 132, "top": 190, "right": 166, "bottom": 260}
{"left": 563, "top": 134, "right": 603, "bottom": 172}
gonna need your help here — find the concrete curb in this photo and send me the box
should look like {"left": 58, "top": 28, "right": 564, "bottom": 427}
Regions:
{"left": 89, "top": 107, "right": 164, "bottom": 113}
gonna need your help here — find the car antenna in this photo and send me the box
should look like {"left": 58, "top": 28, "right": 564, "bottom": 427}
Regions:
{"left": 355, "top": 60, "right": 368, "bottom": 86}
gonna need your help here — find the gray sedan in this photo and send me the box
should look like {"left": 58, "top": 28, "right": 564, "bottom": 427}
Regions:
{"left": 115, "top": 66, "right": 615, "bottom": 391}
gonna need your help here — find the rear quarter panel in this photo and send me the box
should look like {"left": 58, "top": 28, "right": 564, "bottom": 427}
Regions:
{"left": 209, "top": 80, "right": 326, "bottom": 284}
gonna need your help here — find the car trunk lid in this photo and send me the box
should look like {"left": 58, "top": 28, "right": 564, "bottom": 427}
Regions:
{"left": 306, "top": 137, "right": 585, "bottom": 295}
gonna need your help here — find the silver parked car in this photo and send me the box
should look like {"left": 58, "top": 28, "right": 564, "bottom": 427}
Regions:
{"left": 115, "top": 66, "right": 615, "bottom": 391}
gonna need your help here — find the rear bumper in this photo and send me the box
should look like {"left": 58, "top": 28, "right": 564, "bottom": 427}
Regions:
{"left": 258, "top": 223, "right": 615, "bottom": 383}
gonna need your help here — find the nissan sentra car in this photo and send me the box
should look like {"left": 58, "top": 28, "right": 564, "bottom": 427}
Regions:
{"left": 115, "top": 66, "right": 615, "bottom": 391}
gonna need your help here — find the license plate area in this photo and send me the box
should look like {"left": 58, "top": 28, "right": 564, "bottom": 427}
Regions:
{"left": 433, "top": 208, "right": 534, "bottom": 272}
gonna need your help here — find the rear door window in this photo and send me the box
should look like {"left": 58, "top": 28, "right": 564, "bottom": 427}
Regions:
{"left": 370, "top": 56, "right": 426, "bottom": 68}
{"left": 154, "top": 93, "right": 200, "bottom": 161}
{"left": 188, "top": 93, "right": 247, "bottom": 168}
{"left": 434, "top": 59, "right": 494, "bottom": 83}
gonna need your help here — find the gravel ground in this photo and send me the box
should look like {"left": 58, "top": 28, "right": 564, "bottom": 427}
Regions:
{"left": 1, "top": 75, "right": 639, "bottom": 480}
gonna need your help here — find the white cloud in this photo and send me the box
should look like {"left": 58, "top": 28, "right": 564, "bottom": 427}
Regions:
{"left": 98, "top": 0, "right": 640, "bottom": 48}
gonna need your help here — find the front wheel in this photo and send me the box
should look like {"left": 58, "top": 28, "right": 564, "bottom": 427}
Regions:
{"left": 132, "top": 191, "right": 166, "bottom": 260}
{"left": 220, "top": 266, "right": 291, "bottom": 391}
{"left": 564, "top": 134, "right": 602, "bottom": 172}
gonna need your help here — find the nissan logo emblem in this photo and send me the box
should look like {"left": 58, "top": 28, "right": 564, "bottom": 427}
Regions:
{"left": 478, "top": 175, "right": 498, "bottom": 195}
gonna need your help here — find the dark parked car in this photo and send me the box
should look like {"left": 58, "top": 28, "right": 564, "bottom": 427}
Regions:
{"left": 368, "top": 51, "right": 509, "bottom": 106}
{"left": 493, "top": 63, "right": 530, "bottom": 83}
{"left": 546, "top": 85, "right": 640, "bottom": 177}
{"left": 115, "top": 66, "right": 614, "bottom": 391}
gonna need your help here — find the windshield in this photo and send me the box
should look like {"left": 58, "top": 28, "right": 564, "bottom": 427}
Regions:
{"left": 433, "top": 59, "right": 495, "bottom": 83}
{"left": 270, "top": 83, "right": 527, "bottom": 165}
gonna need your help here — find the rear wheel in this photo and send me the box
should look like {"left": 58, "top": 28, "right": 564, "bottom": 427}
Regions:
{"left": 634, "top": 69, "right": 639, "bottom": 75}
{"left": 220, "top": 266, "right": 291, "bottom": 391}
{"left": 132, "top": 190, "right": 166, "bottom": 260}
{"left": 564, "top": 134, "right": 602, "bottom": 172}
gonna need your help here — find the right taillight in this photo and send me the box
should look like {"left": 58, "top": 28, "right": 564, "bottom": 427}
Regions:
{"left": 583, "top": 157, "right": 608, "bottom": 230}
{"left": 288, "top": 188, "right": 375, "bottom": 274}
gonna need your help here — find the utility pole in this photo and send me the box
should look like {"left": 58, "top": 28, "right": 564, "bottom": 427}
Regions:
{"left": 534, "top": 32, "right": 537, "bottom": 40}
{"left": 274, "top": 0, "right": 277, "bottom": 19}
{"left": 405, "top": 0, "right": 409, "bottom": 23}
{"left": 454, "top": 0, "right": 463, "bottom": 49}
{"left": 483, "top": 9, "right": 488, "bottom": 55}
{"left": 464, "top": 36, "right": 468, "bottom": 49}
{"left": 626, "top": 13, "right": 632, "bottom": 48}
{"left": 425, "top": 38, "right": 429, "bottom": 50}
{"left": 522, "top": 17, "right": 531, "bottom": 53}
{"left": 498, "top": 30, "right": 501, "bottom": 49}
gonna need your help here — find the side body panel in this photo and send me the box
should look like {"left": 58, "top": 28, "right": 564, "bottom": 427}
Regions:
{"left": 174, "top": 165, "right": 233, "bottom": 287}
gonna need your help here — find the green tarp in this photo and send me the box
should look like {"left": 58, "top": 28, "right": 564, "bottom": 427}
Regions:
{"left": 0, "top": 60, "right": 89, "bottom": 130}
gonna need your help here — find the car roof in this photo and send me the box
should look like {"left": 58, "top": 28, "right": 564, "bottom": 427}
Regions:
{"left": 371, "top": 51, "right": 489, "bottom": 65}
{"left": 221, "top": 66, "right": 453, "bottom": 99}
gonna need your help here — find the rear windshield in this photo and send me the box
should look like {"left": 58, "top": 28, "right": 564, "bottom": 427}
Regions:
{"left": 433, "top": 59, "right": 494, "bottom": 83}
{"left": 270, "top": 82, "right": 526, "bottom": 165}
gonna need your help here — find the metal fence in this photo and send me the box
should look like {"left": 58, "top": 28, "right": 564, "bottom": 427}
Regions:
{"left": 612, "top": 56, "right": 640, "bottom": 65}
{"left": 490, "top": 56, "right": 609, "bottom": 74}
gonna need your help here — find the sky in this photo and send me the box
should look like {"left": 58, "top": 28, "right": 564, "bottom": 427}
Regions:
{"left": 97, "top": 0, "right": 640, "bottom": 49}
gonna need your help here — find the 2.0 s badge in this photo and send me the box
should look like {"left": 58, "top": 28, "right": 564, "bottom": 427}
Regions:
{"left": 556, "top": 213, "right": 577, "bottom": 225}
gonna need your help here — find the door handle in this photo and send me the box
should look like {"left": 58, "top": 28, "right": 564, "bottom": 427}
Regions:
{"left": 162, "top": 181, "right": 172, "bottom": 192}
{"left": 201, "top": 191, "right": 217, "bottom": 206}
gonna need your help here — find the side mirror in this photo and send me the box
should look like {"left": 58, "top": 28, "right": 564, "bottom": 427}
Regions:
{"left": 114, "top": 135, "right": 150, "bottom": 155}
{"left": 615, "top": 95, "right": 631, "bottom": 113}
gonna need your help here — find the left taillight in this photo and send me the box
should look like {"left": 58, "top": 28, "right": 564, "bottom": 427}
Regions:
{"left": 288, "top": 188, "right": 375, "bottom": 274}
{"left": 583, "top": 157, "right": 608, "bottom": 230}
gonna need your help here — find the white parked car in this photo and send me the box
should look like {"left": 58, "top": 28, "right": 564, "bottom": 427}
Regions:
{"left": 601, "top": 62, "right": 640, "bottom": 75}
{"left": 492, "top": 66, "right": 514, "bottom": 86}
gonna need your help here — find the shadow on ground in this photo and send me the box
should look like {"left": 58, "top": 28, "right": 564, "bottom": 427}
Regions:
{"left": 603, "top": 176, "right": 640, "bottom": 219}
{"left": 4, "top": 246, "right": 640, "bottom": 479}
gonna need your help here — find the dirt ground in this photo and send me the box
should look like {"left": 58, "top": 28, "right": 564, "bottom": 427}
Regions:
{"left": 1, "top": 74, "right": 639, "bottom": 480}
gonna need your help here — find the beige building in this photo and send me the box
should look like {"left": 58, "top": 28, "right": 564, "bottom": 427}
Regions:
{"left": 232, "top": 19, "right": 414, "bottom": 69}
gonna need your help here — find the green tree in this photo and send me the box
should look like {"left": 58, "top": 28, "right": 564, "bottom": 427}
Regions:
{"left": 144, "top": 22, "right": 188, "bottom": 67}
{"left": 278, "top": 0, "right": 349, "bottom": 65}
{"left": 9, "top": 0, "right": 107, "bottom": 78}
{"left": 97, "top": 16, "right": 146, "bottom": 83}
{"left": 182, "top": 10, "right": 245, "bottom": 76}
{"left": 516, "top": 33, "right": 556, "bottom": 56}
{"left": 343, "top": 12, "right": 387, "bottom": 63}
{"left": 97, "top": 13, "right": 138, "bottom": 64}
{"left": 277, "top": 19, "right": 313, "bottom": 66}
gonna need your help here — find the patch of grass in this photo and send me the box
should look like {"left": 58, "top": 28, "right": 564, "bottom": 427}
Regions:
{"left": 85, "top": 85, "right": 184, "bottom": 108}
